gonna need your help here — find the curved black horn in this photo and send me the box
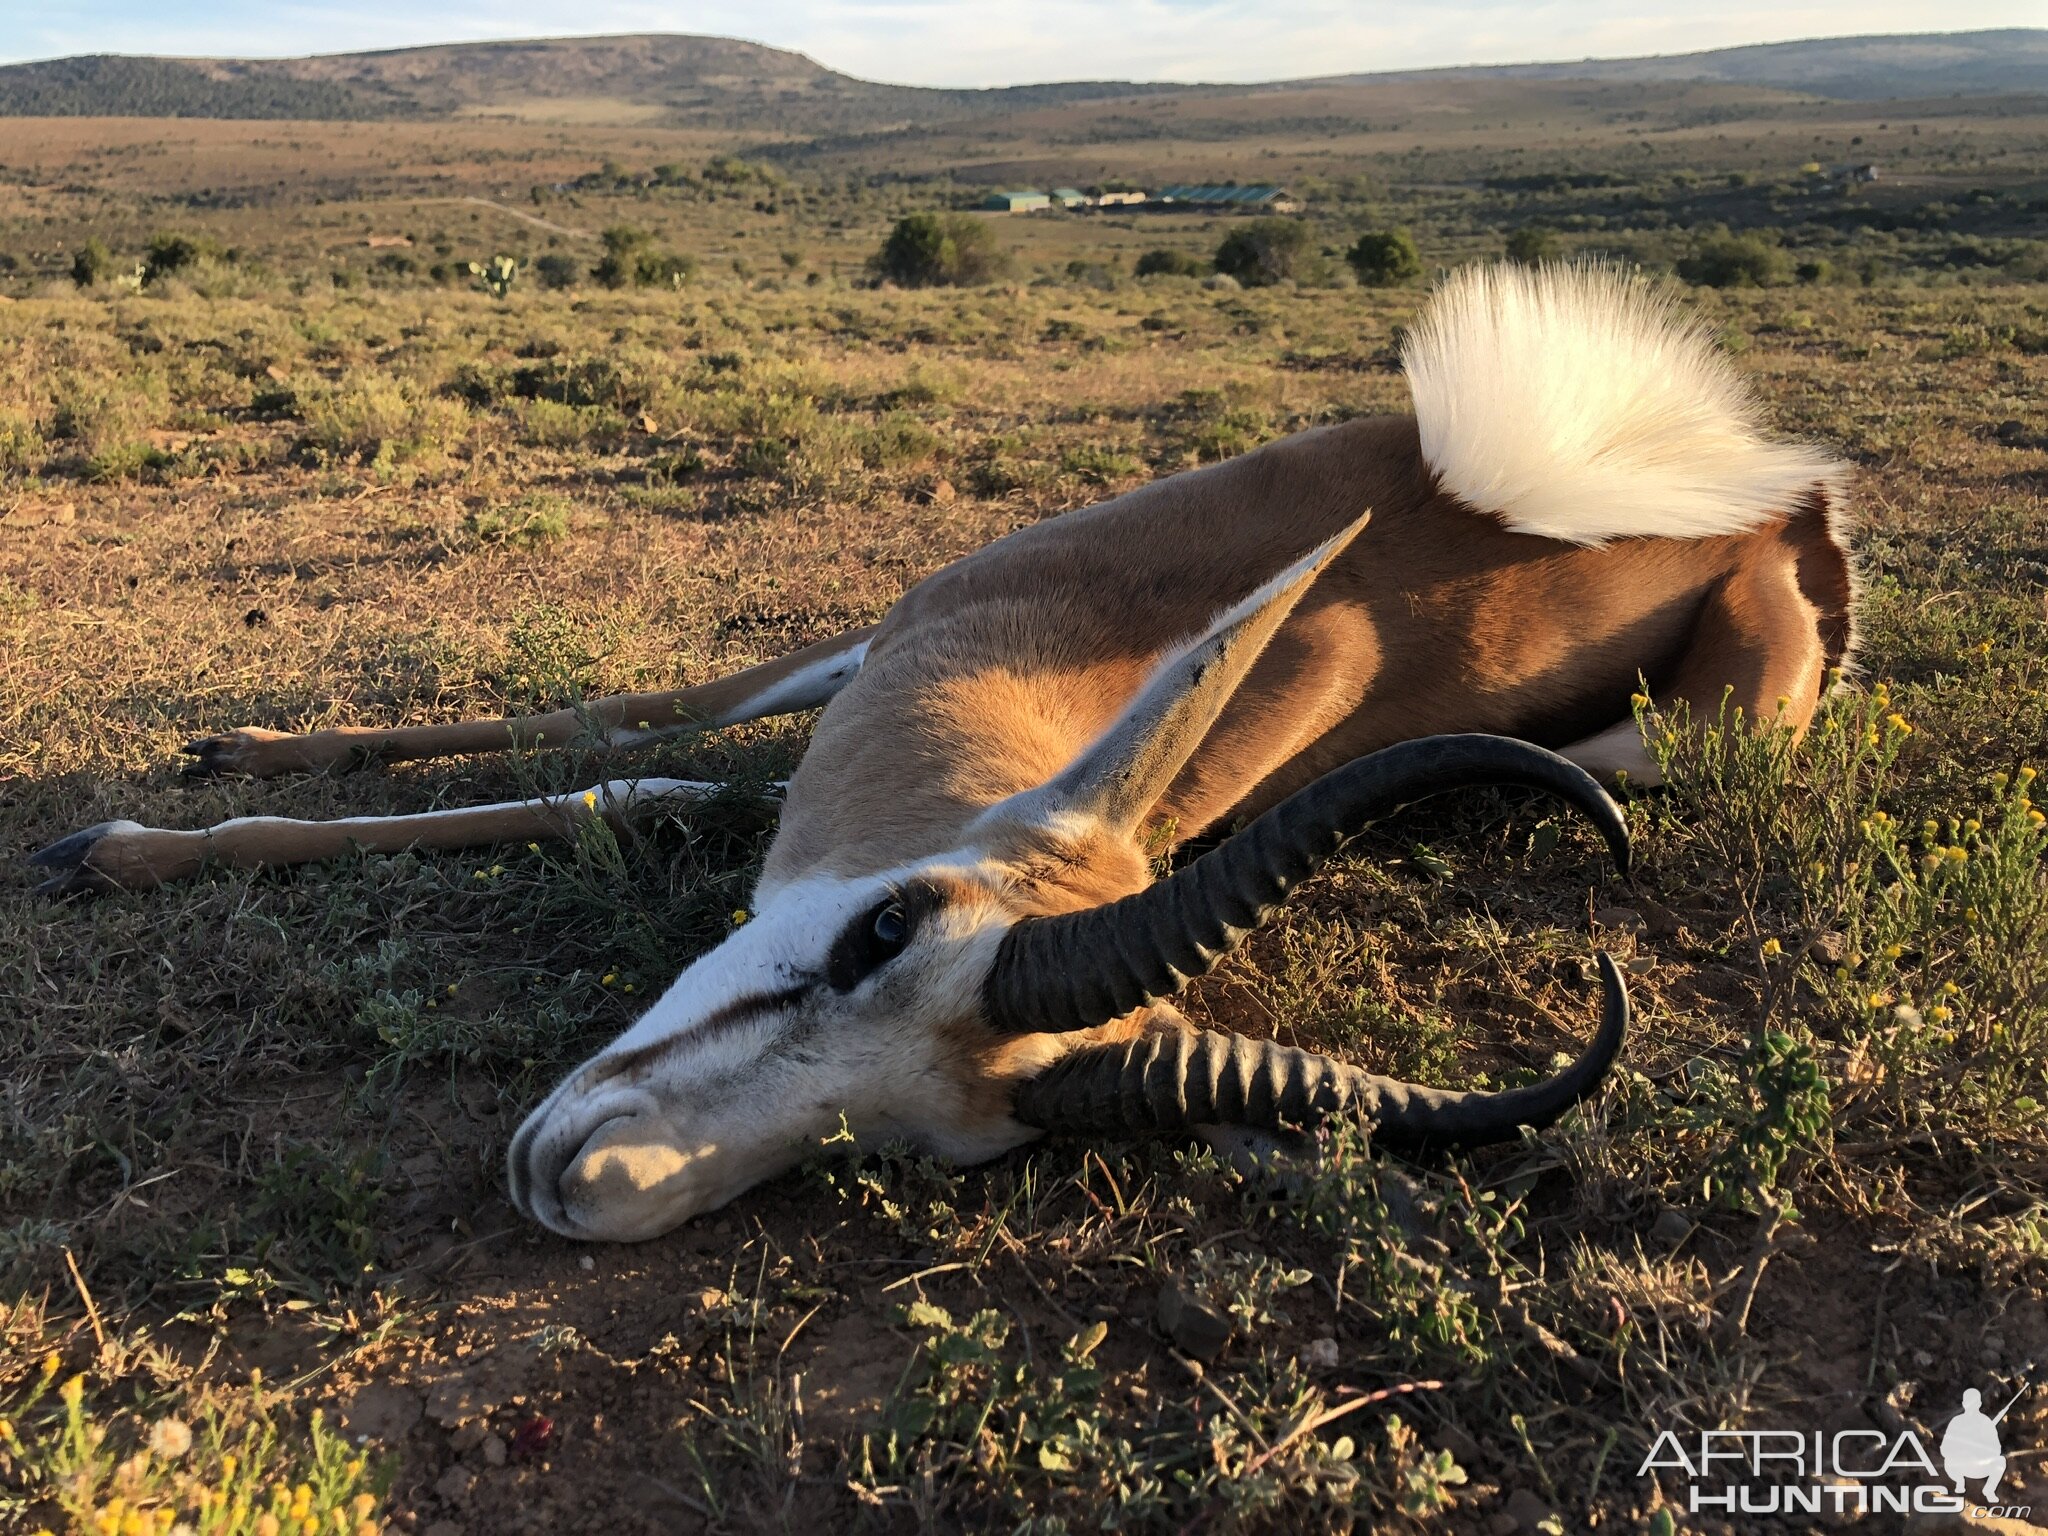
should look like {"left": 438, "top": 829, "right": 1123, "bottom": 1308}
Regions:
{"left": 1013, "top": 954, "right": 1628, "bottom": 1147}
{"left": 985, "top": 734, "right": 1629, "bottom": 1036}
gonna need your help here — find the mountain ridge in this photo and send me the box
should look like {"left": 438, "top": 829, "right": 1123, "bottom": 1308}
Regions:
{"left": 0, "top": 28, "right": 2039, "bottom": 129}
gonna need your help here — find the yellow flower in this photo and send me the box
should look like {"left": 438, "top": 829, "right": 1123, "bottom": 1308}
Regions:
{"left": 1946, "top": 845, "right": 1968, "bottom": 863}
{"left": 1974, "top": 640, "right": 1993, "bottom": 656}
{"left": 583, "top": 790, "right": 599, "bottom": 809}
{"left": 732, "top": 908, "right": 750, "bottom": 925}
{"left": 1928, "top": 1005, "right": 1953, "bottom": 1023}
{"left": 527, "top": 841, "right": 540, "bottom": 852}
{"left": 61, "top": 1373, "right": 85, "bottom": 1407}
{"left": 2030, "top": 808, "right": 2046, "bottom": 826}
{"left": 1964, "top": 819, "right": 1981, "bottom": 835}
{"left": 1762, "top": 938, "right": 1783, "bottom": 957}
{"left": 2021, "top": 767, "right": 2038, "bottom": 785}
{"left": 601, "top": 972, "right": 616, "bottom": 986}
{"left": 1886, "top": 713, "right": 1912, "bottom": 735}
{"left": 1883, "top": 944, "right": 1902, "bottom": 959}
{"left": 41, "top": 1352, "right": 60, "bottom": 1379}
{"left": 1942, "top": 980, "right": 1960, "bottom": 996}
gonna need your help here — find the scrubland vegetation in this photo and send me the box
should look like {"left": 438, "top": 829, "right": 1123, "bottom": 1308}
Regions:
{"left": 2, "top": 73, "right": 2046, "bottom": 1534}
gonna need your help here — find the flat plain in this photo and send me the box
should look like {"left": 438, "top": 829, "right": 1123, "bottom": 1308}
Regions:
{"left": 2, "top": 43, "right": 2047, "bottom": 1535}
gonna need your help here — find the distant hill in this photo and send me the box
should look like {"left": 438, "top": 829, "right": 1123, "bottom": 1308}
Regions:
{"left": 0, "top": 35, "right": 1185, "bottom": 132}
{"left": 1339, "top": 29, "right": 2048, "bottom": 100}
{"left": 0, "top": 28, "right": 2039, "bottom": 129}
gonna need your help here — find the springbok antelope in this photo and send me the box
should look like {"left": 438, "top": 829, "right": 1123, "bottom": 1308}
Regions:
{"left": 32, "top": 265, "right": 1853, "bottom": 1241}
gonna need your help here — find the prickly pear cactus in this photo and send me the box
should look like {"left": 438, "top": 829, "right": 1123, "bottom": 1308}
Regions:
{"left": 468, "top": 255, "right": 518, "bottom": 299}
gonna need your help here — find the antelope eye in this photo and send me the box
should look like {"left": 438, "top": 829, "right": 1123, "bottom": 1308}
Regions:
{"left": 826, "top": 888, "right": 929, "bottom": 991}
{"left": 873, "top": 903, "right": 908, "bottom": 948}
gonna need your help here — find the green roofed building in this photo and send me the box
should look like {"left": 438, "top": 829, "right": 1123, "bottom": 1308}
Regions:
{"left": 981, "top": 189, "right": 1052, "bottom": 213}
{"left": 1050, "top": 187, "right": 1089, "bottom": 207}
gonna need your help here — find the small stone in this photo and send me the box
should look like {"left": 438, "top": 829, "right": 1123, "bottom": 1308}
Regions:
{"left": 434, "top": 1465, "right": 476, "bottom": 1504}
{"left": 1652, "top": 1208, "right": 1694, "bottom": 1246}
{"left": 1813, "top": 931, "right": 1848, "bottom": 964}
{"left": 1156, "top": 1283, "right": 1232, "bottom": 1361}
{"left": 924, "top": 478, "right": 957, "bottom": 506}
{"left": 1487, "top": 1514, "right": 1519, "bottom": 1536}
{"left": 482, "top": 1433, "right": 508, "bottom": 1468}
{"left": 1433, "top": 1421, "right": 1482, "bottom": 1466}
{"left": 424, "top": 1524, "right": 465, "bottom": 1536}
{"left": 1593, "top": 906, "right": 1646, "bottom": 934}
{"left": 448, "top": 1422, "right": 489, "bottom": 1454}
{"left": 1304, "top": 1337, "right": 1339, "bottom": 1371}
{"left": 1502, "top": 1487, "right": 1556, "bottom": 1533}
{"left": 577, "top": 1255, "right": 595, "bottom": 1271}
{"left": 1994, "top": 419, "right": 2029, "bottom": 444}
{"left": 1625, "top": 955, "right": 1656, "bottom": 976}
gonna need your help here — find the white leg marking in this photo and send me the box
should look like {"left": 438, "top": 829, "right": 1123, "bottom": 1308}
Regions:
{"left": 1560, "top": 719, "right": 1662, "bottom": 787}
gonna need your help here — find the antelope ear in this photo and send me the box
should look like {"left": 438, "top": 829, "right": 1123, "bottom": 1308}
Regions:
{"left": 978, "top": 511, "right": 1369, "bottom": 843}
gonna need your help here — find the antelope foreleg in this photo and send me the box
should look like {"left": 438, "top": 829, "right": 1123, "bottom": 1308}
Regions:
{"left": 182, "top": 625, "right": 876, "bottom": 778}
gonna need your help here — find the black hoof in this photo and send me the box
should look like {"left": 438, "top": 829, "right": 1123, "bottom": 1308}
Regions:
{"left": 180, "top": 737, "right": 244, "bottom": 779}
{"left": 28, "top": 821, "right": 123, "bottom": 869}
{"left": 27, "top": 821, "right": 130, "bottom": 898}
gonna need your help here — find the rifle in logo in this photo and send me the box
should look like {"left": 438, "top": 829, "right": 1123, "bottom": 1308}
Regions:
{"left": 1942, "top": 1372, "right": 2033, "bottom": 1504}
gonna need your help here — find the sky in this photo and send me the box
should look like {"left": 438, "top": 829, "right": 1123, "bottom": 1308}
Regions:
{"left": 0, "top": 0, "right": 2037, "bottom": 87}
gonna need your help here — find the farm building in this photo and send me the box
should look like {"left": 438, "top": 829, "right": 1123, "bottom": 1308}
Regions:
{"left": 1094, "top": 189, "right": 1147, "bottom": 206}
{"left": 1050, "top": 187, "right": 1089, "bottom": 207}
{"left": 981, "top": 189, "right": 1051, "bottom": 213}
{"left": 1151, "top": 185, "right": 1301, "bottom": 213}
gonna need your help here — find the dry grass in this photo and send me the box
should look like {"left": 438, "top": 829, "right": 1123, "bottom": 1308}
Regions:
{"left": 2, "top": 184, "right": 2046, "bottom": 1535}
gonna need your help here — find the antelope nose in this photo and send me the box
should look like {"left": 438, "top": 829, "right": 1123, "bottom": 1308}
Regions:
{"left": 511, "top": 1090, "right": 661, "bottom": 1238}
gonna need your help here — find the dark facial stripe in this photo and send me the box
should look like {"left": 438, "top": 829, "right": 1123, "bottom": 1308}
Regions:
{"left": 589, "top": 983, "right": 812, "bottom": 1084}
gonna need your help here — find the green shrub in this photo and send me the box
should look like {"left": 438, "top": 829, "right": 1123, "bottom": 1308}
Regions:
{"left": 1213, "top": 218, "right": 1315, "bottom": 287}
{"left": 872, "top": 213, "right": 1009, "bottom": 288}
{"left": 1504, "top": 226, "right": 1557, "bottom": 266}
{"left": 143, "top": 232, "right": 225, "bottom": 285}
{"left": 591, "top": 226, "right": 694, "bottom": 289}
{"left": 1345, "top": 228, "right": 1422, "bottom": 287}
{"left": 70, "top": 238, "right": 117, "bottom": 288}
{"left": 1135, "top": 248, "right": 1207, "bottom": 278}
{"left": 534, "top": 253, "right": 580, "bottom": 290}
{"left": 1796, "top": 258, "right": 1836, "bottom": 284}
{"left": 1678, "top": 232, "right": 1789, "bottom": 288}
{"left": 303, "top": 376, "right": 470, "bottom": 471}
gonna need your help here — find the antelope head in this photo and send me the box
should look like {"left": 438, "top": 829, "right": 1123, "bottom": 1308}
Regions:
{"left": 507, "top": 517, "right": 1631, "bottom": 1240}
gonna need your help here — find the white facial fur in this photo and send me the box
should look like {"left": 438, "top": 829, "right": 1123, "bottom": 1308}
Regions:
{"left": 506, "top": 863, "right": 1022, "bottom": 1241}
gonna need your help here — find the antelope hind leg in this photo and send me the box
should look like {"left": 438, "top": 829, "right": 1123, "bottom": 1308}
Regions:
{"left": 28, "top": 777, "right": 737, "bottom": 897}
{"left": 182, "top": 625, "right": 876, "bottom": 778}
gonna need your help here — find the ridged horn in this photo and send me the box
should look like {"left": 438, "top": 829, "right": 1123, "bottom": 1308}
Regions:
{"left": 985, "top": 734, "right": 1629, "bottom": 1036}
{"left": 1012, "top": 954, "right": 1628, "bottom": 1145}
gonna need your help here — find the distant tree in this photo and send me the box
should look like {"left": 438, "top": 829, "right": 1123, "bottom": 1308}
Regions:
{"left": 1795, "top": 257, "right": 1835, "bottom": 285}
{"left": 71, "top": 238, "right": 116, "bottom": 287}
{"left": 534, "top": 253, "right": 581, "bottom": 290}
{"left": 594, "top": 225, "right": 650, "bottom": 289}
{"left": 593, "top": 225, "right": 696, "bottom": 289}
{"left": 1135, "top": 248, "right": 1206, "bottom": 278}
{"left": 1213, "top": 218, "right": 1315, "bottom": 287}
{"left": 1678, "top": 232, "right": 1789, "bottom": 288}
{"left": 1504, "top": 226, "right": 1558, "bottom": 266}
{"left": 872, "top": 213, "right": 1009, "bottom": 288}
{"left": 1346, "top": 228, "right": 1422, "bottom": 287}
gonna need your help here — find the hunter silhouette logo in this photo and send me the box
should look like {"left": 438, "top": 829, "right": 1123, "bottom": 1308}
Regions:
{"left": 1942, "top": 1384, "right": 2024, "bottom": 1503}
